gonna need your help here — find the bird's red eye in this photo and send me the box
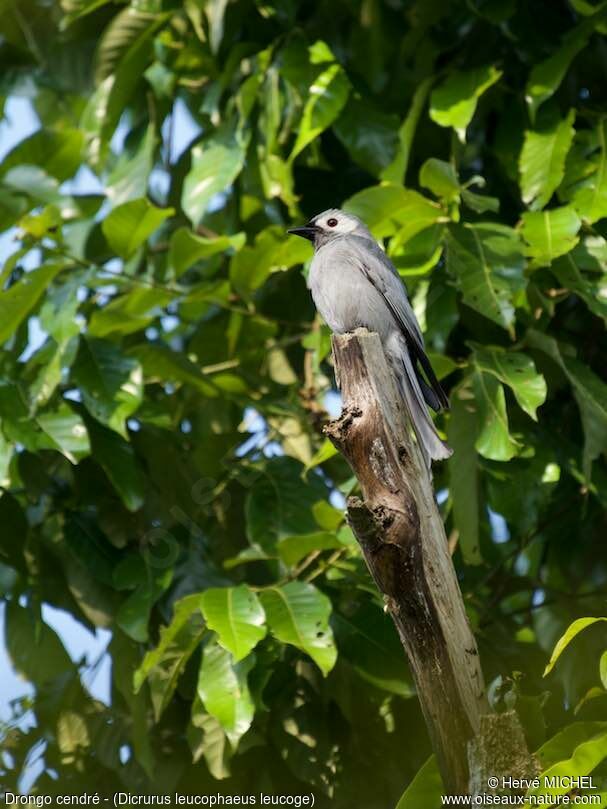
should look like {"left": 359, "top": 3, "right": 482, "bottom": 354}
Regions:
{"left": 327, "top": 218, "right": 338, "bottom": 227}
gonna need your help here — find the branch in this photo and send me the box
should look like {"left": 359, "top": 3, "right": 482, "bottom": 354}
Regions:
{"left": 324, "top": 329, "right": 508, "bottom": 793}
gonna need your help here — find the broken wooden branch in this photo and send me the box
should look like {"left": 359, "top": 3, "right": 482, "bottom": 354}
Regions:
{"left": 324, "top": 328, "right": 489, "bottom": 793}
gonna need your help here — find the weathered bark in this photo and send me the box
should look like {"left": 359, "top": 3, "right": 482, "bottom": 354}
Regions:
{"left": 468, "top": 712, "right": 539, "bottom": 799}
{"left": 324, "top": 329, "right": 488, "bottom": 793}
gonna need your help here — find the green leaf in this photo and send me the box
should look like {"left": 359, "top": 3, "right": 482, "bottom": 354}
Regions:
{"left": 95, "top": 7, "right": 157, "bottom": 81}
{"left": 447, "top": 385, "right": 482, "bottom": 565}
{"left": 85, "top": 417, "right": 145, "bottom": 511}
{"left": 564, "top": 358, "right": 607, "bottom": 478}
{"left": 544, "top": 617, "right": 607, "bottom": 676}
{"left": 200, "top": 585, "right": 266, "bottom": 662}
{"left": 96, "top": 9, "right": 171, "bottom": 145}
{"left": 446, "top": 223, "right": 524, "bottom": 333}
{"left": 574, "top": 687, "right": 606, "bottom": 715}
{"left": 570, "top": 233, "right": 607, "bottom": 272}
{"left": 570, "top": 0, "right": 607, "bottom": 24}
{"left": 134, "top": 593, "right": 206, "bottom": 720}
{"left": 344, "top": 184, "right": 443, "bottom": 241}
{"left": 0, "top": 494, "right": 27, "bottom": 576}
{"left": 472, "top": 370, "right": 520, "bottom": 461}
{"left": 473, "top": 347, "right": 547, "bottom": 420}
{"left": 205, "top": 0, "right": 230, "bottom": 53}
{"left": 72, "top": 338, "right": 142, "bottom": 437}
{"left": 35, "top": 277, "right": 81, "bottom": 345}
{"left": 461, "top": 189, "right": 500, "bottom": 214}
{"left": 429, "top": 65, "right": 502, "bottom": 141}
{"left": 182, "top": 140, "right": 245, "bottom": 226}
{"left": 145, "top": 60, "right": 176, "bottom": 99}
{"left": 5, "top": 602, "right": 73, "bottom": 686}
{"left": 245, "top": 457, "right": 328, "bottom": 550}
{"left": 390, "top": 225, "right": 445, "bottom": 275}
{"left": 305, "top": 438, "right": 339, "bottom": 472}
{"left": 266, "top": 348, "right": 297, "bottom": 386}
{"left": 188, "top": 698, "right": 232, "bottom": 778}
{"left": 527, "top": 330, "right": 607, "bottom": 477}
{"left": 102, "top": 198, "right": 173, "bottom": 259}
{"left": 56, "top": 711, "right": 89, "bottom": 762}
{"left": 600, "top": 652, "right": 607, "bottom": 690}
{"left": 259, "top": 153, "right": 297, "bottom": 213}
{"left": 277, "top": 531, "right": 344, "bottom": 567}
{"left": 2, "top": 166, "right": 61, "bottom": 205}
{"left": 266, "top": 415, "right": 312, "bottom": 464}
{"left": 0, "top": 382, "right": 34, "bottom": 448}
{"left": 381, "top": 77, "right": 432, "bottom": 185}
{"left": 529, "top": 729, "right": 607, "bottom": 800}
{"left": 116, "top": 564, "right": 173, "bottom": 643}
{"left": 520, "top": 205, "right": 581, "bottom": 268}
{"left": 312, "top": 501, "right": 343, "bottom": 531}
{"left": 519, "top": 110, "right": 576, "bottom": 210}
{"left": 333, "top": 96, "right": 399, "bottom": 178}
{"left": 551, "top": 254, "right": 607, "bottom": 323}
{"left": 0, "top": 431, "right": 12, "bottom": 488}
{"left": 169, "top": 227, "right": 245, "bottom": 278}
{"left": 290, "top": 62, "right": 350, "bottom": 160}
{"left": 89, "top": 287, "right": 174, "bottom": 339}
{"left": 305, "top": 39, "right": 334, "bottom": 64}
{"left": 19, "top": 204, "right": 63, "bottom": 239}
{"left": 394, "top": 756, "right": 442, "bottom": 809}
{"left": 61, "top": 0, "right": 115, "bottom": 26}
{"left": 260, "top": 581, "right": 337, "bottom": 676}
{"left": 419, "top": 158, "right": 460, "bottom": 203}
{"left": 536, "top": 722, "right": 607, "bottom": 768}
{"left": 129, "top": 343, "right": 217, "bottom": 397}
{"left": 197, "top": 638, "right": 255, "bottom": 748}
{"left": 525, "top": 9, "right": 607, "bottom": 121}
{"left": 109, "top": 632, "right": 155, "bottom": 775}
{"left": 0, "top": 263, "right": 65, "bottom": 345}
{"left": 0, "top": 128, "right": 84, "bottom": 182}
{"left": 37, "top": 404, "right": 91, "bottom": 463}
{"left": 223, "top": 546, "right": 273, "bottom": 570}
{"left": 0, "top": 192, "right": 28, "bottom": 232}
{"left": 571, "top": 119, "right": 607, "bottom": 224}
{"left": 79, "top": 76, "right": 113, "bottom": 166}
{"left": 229, "top": 226, "right": 311, "bottom": 299}
{"left": 106, "top": 125, "right": 155, "bottom": 206}
{"left": 333, "top": 603, "right": 415, "bottom": 696}
{"left": 426, "top": 351, "right": 458, "bottom": 380}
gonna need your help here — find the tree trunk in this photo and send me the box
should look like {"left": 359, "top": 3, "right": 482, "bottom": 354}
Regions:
{"left": 324, "top": 329, "right": 489, "bottom": 794}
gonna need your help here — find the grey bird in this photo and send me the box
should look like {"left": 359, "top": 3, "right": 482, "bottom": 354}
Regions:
{"left": 288, "top": 208, "right": 452, "bottom": 468}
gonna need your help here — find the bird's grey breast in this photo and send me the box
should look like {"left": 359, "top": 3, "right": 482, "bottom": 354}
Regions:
{"left": 308, "top": 236, "right": 393, "bottom": 337}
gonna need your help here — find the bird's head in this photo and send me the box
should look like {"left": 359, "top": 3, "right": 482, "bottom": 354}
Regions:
{"left": 287, "top": 209, "right": 370, "bottom": 248}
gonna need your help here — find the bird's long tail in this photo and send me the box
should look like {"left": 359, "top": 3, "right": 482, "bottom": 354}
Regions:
{"left": 386, "top": 334, "right": 452, "bottom": 470}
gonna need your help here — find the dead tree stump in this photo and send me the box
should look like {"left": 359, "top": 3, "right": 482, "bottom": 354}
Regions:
{"left": 324, "top": 329, "right": 490, "bottom": 794}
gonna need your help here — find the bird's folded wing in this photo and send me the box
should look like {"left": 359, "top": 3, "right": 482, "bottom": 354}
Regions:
{"left": 349, "top": 236, "right": 449, "bottom": 411}
{"left": 349, "top": 237, "right": 425, "bottom": 351}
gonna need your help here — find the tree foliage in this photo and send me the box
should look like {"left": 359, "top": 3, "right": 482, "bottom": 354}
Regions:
{"left": 1, "top": 0, "right": 607, "bottom": 806}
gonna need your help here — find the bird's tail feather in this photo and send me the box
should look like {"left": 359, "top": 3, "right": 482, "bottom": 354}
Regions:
{"left": 417, "top": 374, "right": 442, "bottom": 412}
{"left": 408, "top": 338, "right": 450, "bottom": 411}
{"left": 389, "top": 341, "right": 452, "bottom": 469}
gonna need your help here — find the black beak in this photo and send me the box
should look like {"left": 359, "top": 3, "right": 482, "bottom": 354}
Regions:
{"left": 287, "top": 223, "right": 318, "bottom": 242}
